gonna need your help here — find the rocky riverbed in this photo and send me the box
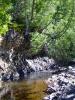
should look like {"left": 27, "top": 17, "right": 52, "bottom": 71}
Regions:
{"left": 1, "top": 53, "right": 75, "bottom": 100}
{"left": 0, "top": 56, "right": 67, "bottom": 81}
{"left": 43, "top": 66, "right": 75, "bottom": 100}
{"left": 1, "top": 65, "right": 75, "bottom": 100}
{"left": 1, "top": 36, "right": 75, "bottom": 100}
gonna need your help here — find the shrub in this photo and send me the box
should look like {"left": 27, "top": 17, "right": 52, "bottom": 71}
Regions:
{"left": 48, "top": 31, "right": 75, "bottom": 63}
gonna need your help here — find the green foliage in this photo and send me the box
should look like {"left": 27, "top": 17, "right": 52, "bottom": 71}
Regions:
{"left": 0, "top": 0, "right": 12, "bottom": 35}
{"left": 1, "top": 0, "right": 75, "bottom": 63}
{"left": 9, "top": 0, "right": 75, "bottom": 62}
{"left": 30, "top": 32, "right": 47, "bottom": 54}
{"left": 44, "top": 0, "right": 75, "bottom": 63}
{"left": 48, "top": 32, "right": 75, "bottom": 63}
{"left": 31, "top": 32, "right": 47, "bottom": 54}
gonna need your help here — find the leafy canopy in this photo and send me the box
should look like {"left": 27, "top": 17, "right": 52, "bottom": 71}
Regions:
{"left": 0, "top": 0, "right": 12, "bottom": 35}
{"left": 1, "top": 0, "right": 75, "bottom": 62}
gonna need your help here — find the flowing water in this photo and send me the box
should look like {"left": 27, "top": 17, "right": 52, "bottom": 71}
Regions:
{"left": 1, "top": 71, "right": 51, "bottom": 100}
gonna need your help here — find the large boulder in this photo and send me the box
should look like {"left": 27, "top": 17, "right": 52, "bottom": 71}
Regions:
{"left": 26, "top": 57, "right": 56, "bottom": 71}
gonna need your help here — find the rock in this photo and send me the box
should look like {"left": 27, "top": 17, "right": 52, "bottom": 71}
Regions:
{"left": 68, "top": 66, "right": 75, "bottom": 75}
{"left": 49, "top": 93, "right": 58, "bottom": 100}
{"left": 43, "top": 95, "right": 51, "bottom": 100}
{"left": 16, "top": 68, "right": 24, "bottom": 80}
{"left": 44, "top": 70, "right": 75, "bottom": 100}
{"left": 0, "top": 59, "right": 9, "bottom": 73}
{"left": 43, "top": 93, "right": 59, "bottom": 100}
{"left": 65, "top": 94, "right": 75, "bottom": 99}
{"left": 13, "top": 72, "right": 19, "bottom": 81}
{"left": 1, "top": 73, "right": 9, "bottom": 81}
{"left": 0, "top": 79, "right": 2, "bottom": 88}
{"left": 26, "top": 57, "right": 56, "bottom": 72}
{"left": 26, "top": 59, "right": 43, "bottom": 71}
{"left": 69, "top": 66, "right": 73, "bottom": 70}
{"left": 46, "top": 87, "right": 56, "bottom": 94}
{"left": 43, "top": 96, "right": 50, "bottom": 100}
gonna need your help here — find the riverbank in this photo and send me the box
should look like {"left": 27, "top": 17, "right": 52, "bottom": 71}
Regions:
{"left": 1, "top": 65, "right": 75, "bottom": 100}
{"left": 44, "top": 66, "right": 75, "bottom": 100}
{"left": 1, "top": 36, "right": 75, "bottom": 100}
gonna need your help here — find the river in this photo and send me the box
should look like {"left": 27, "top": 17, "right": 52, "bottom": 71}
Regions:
{"left": 1, "top": 71, "right": 51, "bottom": 100}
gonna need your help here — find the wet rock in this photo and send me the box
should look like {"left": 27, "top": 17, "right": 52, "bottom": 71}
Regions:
{"left": 46, "top": 87, "right": 56, "bottom": 94}
{"left": 44, "top": 71, "right": 75, "bottom": 100}
{"left": 26, "top": 57, "right": 56, "bottom": 72}
{"left": 13, "top": 72, "right": 19, "bottom": 81}
{"left": 68, "top": 66, "right": 75, "bottom": 76}
{"left": 43, "top": 96, "right": 50, "bottom": 100}
{"left": 17, "top": 68, "right": 24, "bottom": 80}
{"left": 1, "top": 73, "right": 9, "bottom": 81}
{"left": 43, "top": 93, "right": 59, "bottom": 100}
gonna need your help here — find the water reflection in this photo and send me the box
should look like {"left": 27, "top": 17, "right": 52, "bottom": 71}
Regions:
{"left": 2, "top": 80, "right": 47, "bottom": 100}
{"left": 14, "top": 80, "right": 47, "bottom": 100}
{"left": 25, "top": 71, "right": 52, "bottom": 81}
{"left": 1, "top": 71, "right": 51, "bottom": 100}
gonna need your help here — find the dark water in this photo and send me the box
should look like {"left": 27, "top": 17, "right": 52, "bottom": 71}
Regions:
{"left": 1, "top": 72, "right": 51, "bottom": 100}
